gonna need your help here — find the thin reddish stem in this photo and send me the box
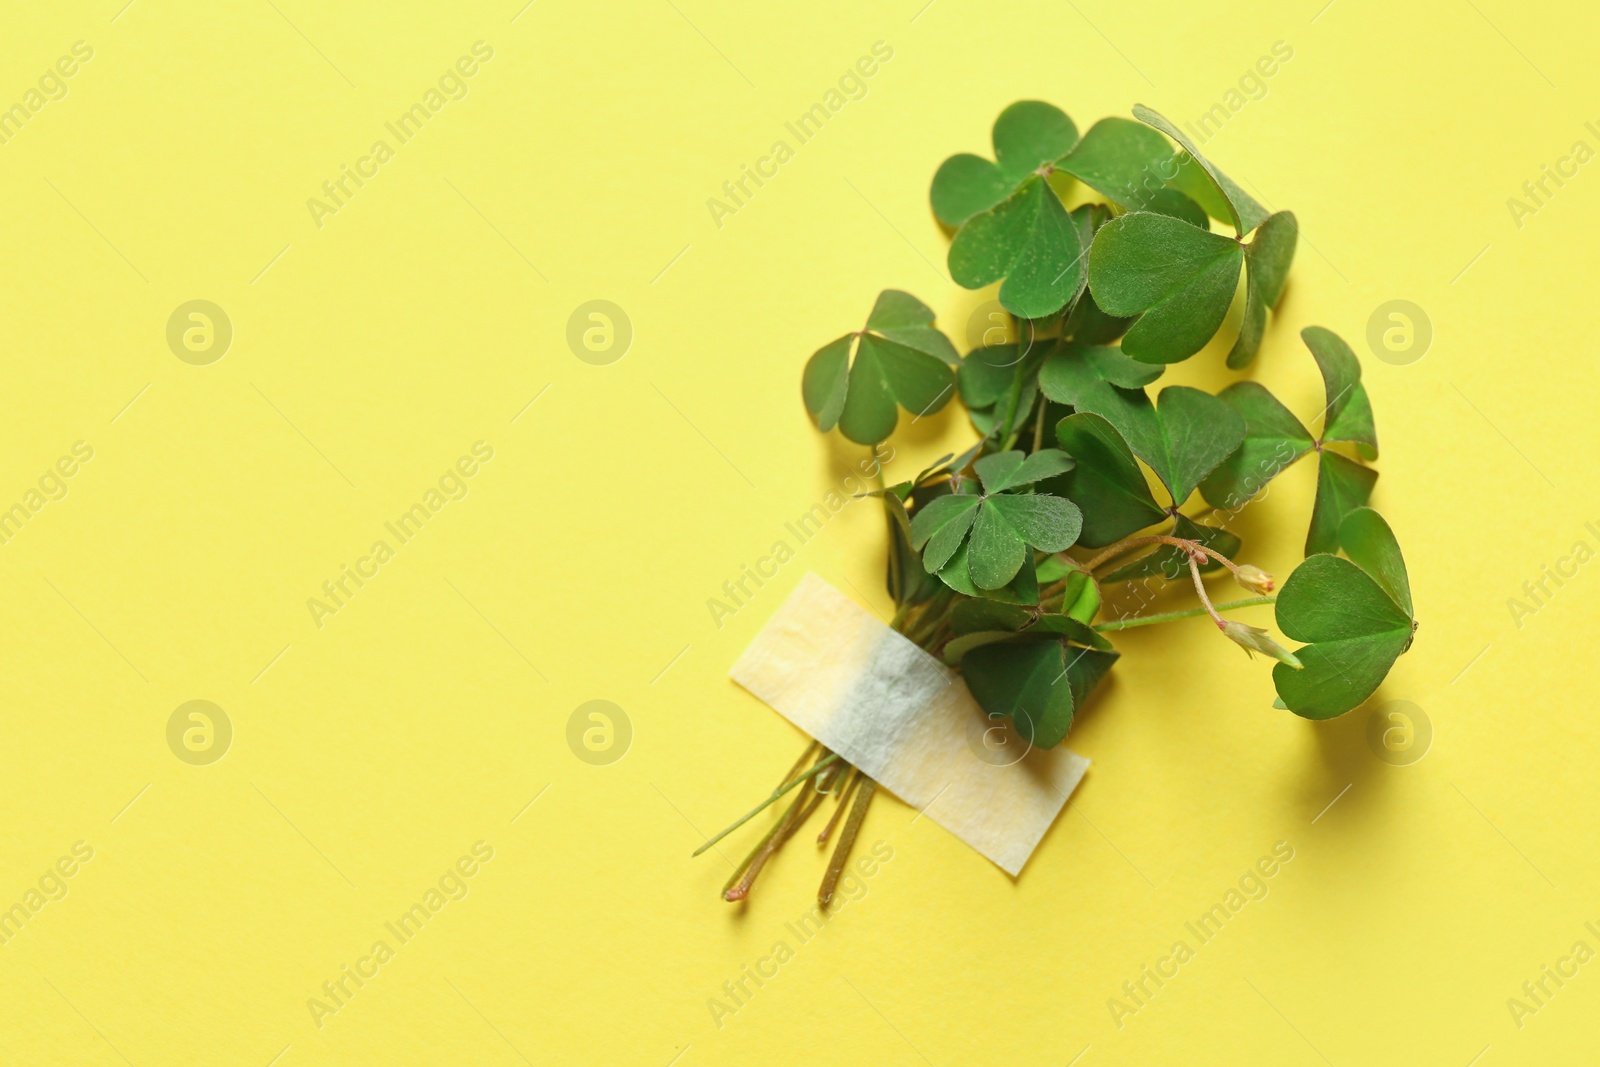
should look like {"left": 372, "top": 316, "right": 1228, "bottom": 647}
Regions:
{"left": 1079, "top": 535, "right": 1247, "bottom": 580}
{"left": 1187, "top": 551, "right": 1228, "bottom": 630}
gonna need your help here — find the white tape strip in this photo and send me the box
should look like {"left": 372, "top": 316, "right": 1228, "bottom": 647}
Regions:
{"left": 730, "top": 572, "right": 1089, "bottom": 876}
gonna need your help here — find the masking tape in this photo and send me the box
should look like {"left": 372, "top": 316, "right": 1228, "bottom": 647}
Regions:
{"left": 730, "top": 572, "right": 1089, "bottom": 877}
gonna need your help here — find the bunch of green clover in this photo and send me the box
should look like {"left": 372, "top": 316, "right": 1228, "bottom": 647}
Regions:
{"left": 695, "top": 101, "right": 1418, "bottom": 906}
{"left": 802, "top": 101, "right": 1416, "bottom": 745}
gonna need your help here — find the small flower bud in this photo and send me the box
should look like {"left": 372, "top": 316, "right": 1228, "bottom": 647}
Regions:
{"left": 1235, "top": 564, "right": 1275, "bottom": 595}
{"left": 1220, "top": 620, "right": 1302, "bottom": 668}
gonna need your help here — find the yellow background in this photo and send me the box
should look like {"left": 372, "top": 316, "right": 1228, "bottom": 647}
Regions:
{"left": 0, "top": 0, "right": 1594, "bottom": 1063}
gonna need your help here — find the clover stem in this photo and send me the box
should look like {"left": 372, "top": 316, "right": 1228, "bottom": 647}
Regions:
{"left": 692, "top": 753, "right": 843, "bottom": 857}
{"left": 1187, "top": 552, "right": 1227, "bottom": 629}
{"left": 780, "top": 740, "right": 821, "bottom": 784}
{"left": 817, "top": 768, "right": 862, "bottom": 844}
{"left": 721, "top": 777, "right": 808, "bottom": 896}
{"left": 901, "top": 587, "right": 955, "bottom": 646}
{"left": 1037, "top": 558, "right": 1095, "bottom": 607}
{"left": 699, "top": 578, "right": 950, "bottom": 900}
{"left": 724, "top": 771, "right": 830, "bottom": 902}
{"left": 1078, "top": 536, "right": 1168, "bottom": 573}
{"left": 818, "top": 776, "right": 878, "bottom": 906}
{"left": 998, "top": 318, "right": 1037, "bottom": 449}
{"left": 1079, "top": 535, "right": 1246, "bottom": 579}
{"left": 814, "top": 759, "right": 848, "bottom": 794}
{"left": 897, "top": 603, "right": 927, "bottom": 643}
{"left": 1193, "top": 546, "right": 1251, "bottom": 584}
{"left": 1093, "top": 596, "right": 1276, "bottom": 632}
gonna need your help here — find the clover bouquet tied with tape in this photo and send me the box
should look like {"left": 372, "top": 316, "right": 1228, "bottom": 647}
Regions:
{"left": 695, "top": 101, "right": 1416, "bottom": 904}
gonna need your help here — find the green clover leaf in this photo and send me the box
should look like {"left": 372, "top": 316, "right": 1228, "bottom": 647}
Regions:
{"left": 968, "top": 494, "right": 1080, "bottom": 588}
{"left": 949, "top": 599, "right": 1033, "bottom": 635}
{"left": 802, "top": 290, "right": 957, "bottom": 445}
{"left": 1202, "top": 327, "right": 1375, "bottom": 532}
{"left": 1070, "top": 382, "right": 1246, "bottom": 507}
{"left": 1303, "top": 326, "right": 1378, "bottom": 458}
{"left": 1273, "top": 508, "right": 1416, "bottom": 719}
{"left": 1289, "top": 326, "right": 1383, "bottom": 553}
{"left": 1057, "top": 117, "right": 1175, "bottom": 208}
{"left": 949, "top": 177, "right": 1086, "bottom": 319}
{"left": 961, "top": 638, "right": 1118, "bottom": 748}
{"left": 909, "top": 490, "right": 981, "bottom": 574}
{"left": 934, "top": 538, "right": 1042, "bottom": 604}
{"left": 864, "top": 287, "right": 960, "bottom": 362}
{"left": 930, "top": 101, "right": 1080, "bottom": 227}
{"left": 1053, "top": 411, "right": 1168, "bottom": 547}
{"left": 1053, "top": 117, "right": 1210, "bottom": 230}
{"left": 1087, "top": 212, "right": 1244, "bottom": 364}
{"left": 1165, "top": 152, "right": 1234, "bottom": 223}
{"left": 1048, "top": 201, "right": 1136, "bottom": 345}
{"left": 1227, "top": 210, "right": 1299, "bottom": 369}
{"left": 1199, "top": 380, "right": 1315, "bottom": 510}
{"left": 932, "top": 102, "right": 1092, "bottom": 319}
{"left": 1307, "top": 450, "right": 1378, "bottom": 556}
{"left": 1038, "top": 341, "right": 1164, "bottom": 405}
{"left": 908, "top": 450, "right": 1082, "bottom": 590}
{"left": 1133, "top": 104, "right": 1269, "bottom": 234}
{"left": 1340, "top": 505, "right": 1413, "bottom": 617}
{"left": 973, "top": 446, "right": 1075, "bottom": 492}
